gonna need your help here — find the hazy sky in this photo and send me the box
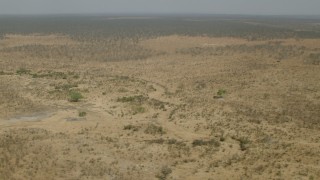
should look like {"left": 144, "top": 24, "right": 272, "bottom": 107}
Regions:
{"left": 0, "top": 0, "right": 319, "bottom": 15}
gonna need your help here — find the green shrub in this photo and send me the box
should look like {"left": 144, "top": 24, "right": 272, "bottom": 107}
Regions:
{"left": 79, "top": 111, "right": 87, "bottom": 117}
{"left": 217, "top": 89, "right": 227, "bottom": 96}
{"left": 214, "top": 89, "right": 227, "bottom": 98}
{"left": 69, "top": 91, "right": 83, "bottom": 102}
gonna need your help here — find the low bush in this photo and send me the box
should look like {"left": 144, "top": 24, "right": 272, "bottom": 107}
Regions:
{"left": 16, "top": 68, "right": 31, "bottom": 75}
{"left": 192, "top": 139, "right": 220, "bottom": 147}
{"left": 144, "top": 124, "right": 165, "bottom": 135}
{"left": 69, "top": 91, "right": 83, "bottom": 102}
{"left": 79, "top": 111, "right": 87, "bottom": 117}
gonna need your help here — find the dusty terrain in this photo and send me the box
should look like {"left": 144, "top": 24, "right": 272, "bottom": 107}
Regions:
{"left": 0, "top": 33, "right": 320, "bottom": 180}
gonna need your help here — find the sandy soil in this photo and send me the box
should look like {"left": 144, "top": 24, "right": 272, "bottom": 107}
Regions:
{"left": 0, "top": 34, "right": 319, "bottom": 180}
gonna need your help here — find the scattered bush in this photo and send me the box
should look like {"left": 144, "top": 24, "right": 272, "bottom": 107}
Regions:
{"left": 30, "top": 71, "right": 68, "bottom": 79}
{"left": 217, "top": 89, "right": 227, "bottom": 96}
{"left": 220, "top": 134, "right": 226, "bottom": 142}
{"left": 144, "top": 124, "right": 165, "bottom": 135}
{"left": 156, "top": 166, "right": 172, "bottom": 180}
{"left": 16, "top": 68, "right": 31, "bottom": 75}
{"left": 79, "top": 111, "right": 87, "bottom": 117}
{"left": 69, "top": 91, "right": 83, "bottom": 102}
{"left": 232, "top": 136, "right": 250, "bottom": 151}
{"left": 149, "top": 99, "right": 167, "bottom": 111}
{"left": 214, "top": 89, "right": 227, "bottom": 99}
{"left": 117, "top": 95, "right": 147, "bottom": 104}
{"left": 147, "top": 138, "right": 166, "bottom": 144}
{"left": 123, "top": 125, "right": 140, "bottom": 131}
{"left": 131, "top": 105, "right": 146, "bottom": 115}
{"left": 239, "top": 137, "right": 250, "bottom": 151}
{"left": 192, "top": 139, "right": 220, "bottom": 147}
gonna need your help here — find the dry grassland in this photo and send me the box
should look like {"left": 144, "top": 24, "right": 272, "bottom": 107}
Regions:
{"left": 0, "top": 34, "right": 319, "bottom": 180}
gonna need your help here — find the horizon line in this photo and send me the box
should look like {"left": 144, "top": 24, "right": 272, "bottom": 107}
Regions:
{"left": 0, "top": 12, "right": 320, "bottom": 17}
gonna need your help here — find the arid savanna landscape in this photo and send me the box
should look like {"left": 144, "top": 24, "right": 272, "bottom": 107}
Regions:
{"left": 0, "top": 15, "right": 320, "bottom": 179}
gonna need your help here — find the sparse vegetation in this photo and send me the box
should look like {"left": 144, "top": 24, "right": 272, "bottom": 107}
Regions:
{"left": 305, "top": 53, "right": 320, "bottom": 65}
{"left": 1, "top": 15, "right": 319, "bottom": 180}
{"left": 149, "top": 99, "right": 167, "bottom": 111}
{"left": 79, "top": 111, "right": 87, "bottom": 117}
{"left": 214, "top": 89, "right": 227, "bottom": 99}
{"left": 32, "top": 71, "right": 68, "bottom": 79}
{"left": 233, "top": 137, "right": 250, "bottom": 151}
{"left": 0, "top": 71, "right": 13, "bottom": 75}
{"left": 16, "top": 68, "right": 30, "bottom": 75}
{"left": 144, "top": 124, "right": 165, "bottom": 135}
{"left": 219, "top": 134, "right": 226, "bottom": 142}
{"left": 117, "top": 95, "right": 147, "bottom": 104}
{"left": 156, "top": 166, "right": 172, "bottom": 180}
{"left": 192, "top": 139, "right": 220, "bottom": 147}
{"left": 69, "top": 91, "right": 84, "bottom": 102}
{"left": 131, "top": 106, "right": 146, "bottom": 115}
{"left": 55, "top": 83, "right": 78, "bottom": 91}
{"left": 123, "top": 125, "right": 140, "bottom": 131}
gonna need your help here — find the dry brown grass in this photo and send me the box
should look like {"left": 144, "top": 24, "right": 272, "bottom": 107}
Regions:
{"left": 0, "top": 34, "right": 319, "bottom": 179}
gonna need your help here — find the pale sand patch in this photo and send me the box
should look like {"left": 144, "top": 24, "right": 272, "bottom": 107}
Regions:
{"left": 141, "top": 35, "right": 268, "bottom": 53}
{"left": 0, "top": 34, "right": 79, "bottom": 48}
